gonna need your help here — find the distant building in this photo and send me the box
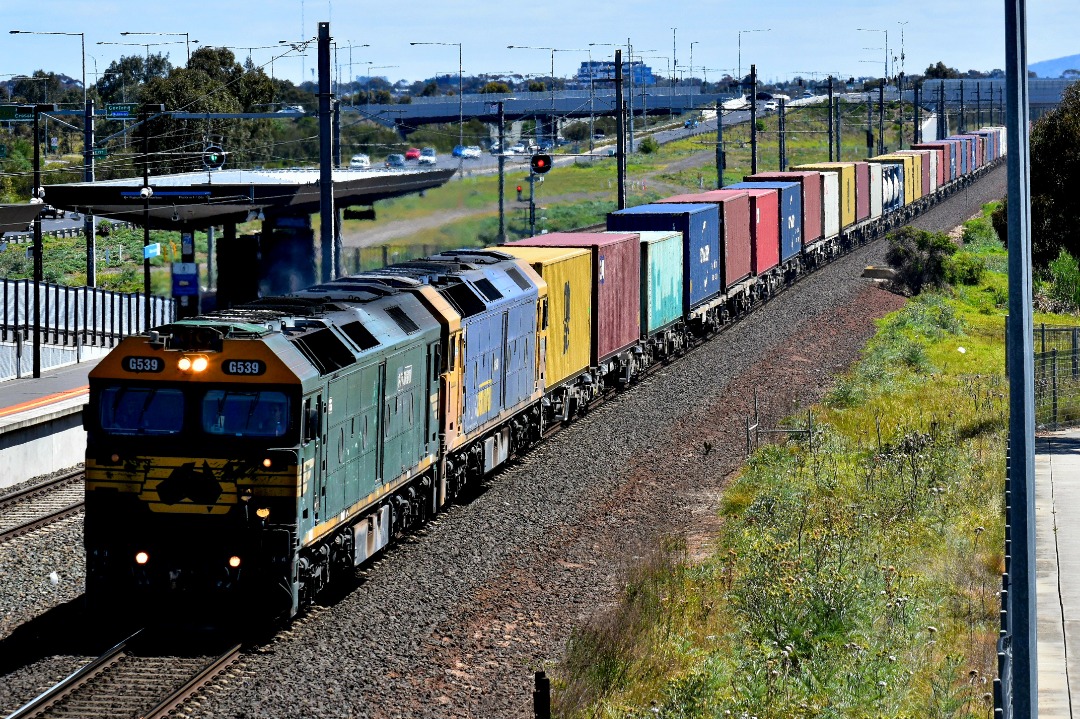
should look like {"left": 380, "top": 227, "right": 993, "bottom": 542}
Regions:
{"left": 576, "top": 60, "right": 655, "bottom": 87}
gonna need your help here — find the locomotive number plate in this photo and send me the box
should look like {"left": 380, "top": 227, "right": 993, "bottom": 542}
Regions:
{"left": 222, "top": 359, "right": 266, "bottom": 376}
{"left": 122, "top": 356, "right": 164, "bottom": 373}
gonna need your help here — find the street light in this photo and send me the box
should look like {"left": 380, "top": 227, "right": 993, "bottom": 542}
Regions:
{"left": 689, "top": 41, "right": 699, "bottom": 95}
{"left": 97, "top": 39, "right": 191, "bottom": 80}
{"left": 10, "top": 30, "right": 97, "bottom": 287}
{"left": 737, "top": 29, "right": 770, "bottom": 86}
{"left": 121, "top": 31, "right": 196, "bottom": 63}
{"left": 856, "top": 28, "right": 889, "bottom": 82}
{"left": 897, "top": 21, "right": 908, "bottom": 79}
{"left": 411, "top": 42, "right": 463, "bottom": 149}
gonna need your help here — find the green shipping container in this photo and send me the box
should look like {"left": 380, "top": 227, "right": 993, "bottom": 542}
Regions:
{"left": 635, "top": 231, "right": 683, "bottom": 335}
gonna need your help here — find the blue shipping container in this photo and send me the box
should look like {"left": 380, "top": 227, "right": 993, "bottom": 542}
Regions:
{"left": 607, "top": 203, "right": 720, "bottom": 310}
{"left": 726, "top": 181, "right": 802, "bottom": 263}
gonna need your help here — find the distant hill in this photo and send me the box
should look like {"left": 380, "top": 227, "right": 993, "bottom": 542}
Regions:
{"left": 1030, "top": 54, "right": 1080, "bottom": 78}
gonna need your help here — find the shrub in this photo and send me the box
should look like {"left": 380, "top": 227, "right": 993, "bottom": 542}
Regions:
{"left": 1048, "top": 250, "right": 1080, "bottom": 309}
{"left": 944, "top": 251, "right": 985, "bottom": 285}
{"left": 637, "top": 137, "right": 659, "bottom": 154}
{"left": 885, "top": 226, "right": 957, "bottom": 294}
{"left": 96, "top": 219, "right": 113, "bottom": 237}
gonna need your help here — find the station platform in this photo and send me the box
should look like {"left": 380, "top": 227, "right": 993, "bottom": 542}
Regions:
{"left": 0, "top": 359, "right": 100, "bottom": 488}
{"left": 1037, "top": 428, "right": 1080, "bottom": 716}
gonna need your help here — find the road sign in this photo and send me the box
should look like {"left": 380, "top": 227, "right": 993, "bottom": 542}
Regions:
{"left": 0, "top": 106, "right": 33, "bottom": 121}
{"left": 106, "top": 103, "right": 139, "bottom": 119}
{"left": 143, "top": 243, "right": 161, "bottom": 260}
{"left": 93, "top": 147, "right": 107, "bottom": 159}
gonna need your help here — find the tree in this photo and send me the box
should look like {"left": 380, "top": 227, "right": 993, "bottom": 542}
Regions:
{"left": 11, "top": 71, "right": 63, "bottom": 104}
{"left": 1029, "top": 80, "right": 1080, "bottom": 269}
{"left": 420, "top": 82, "right": 438, "bottom": 97}
{"left": 528, "top": 80, "right": 546, "bottom": 92}
{"left": 481, "top": 81, "right": 510, "bottom": 94}
{"left": 923, "top": 62, "right": 961, "bottom": 80}
{"left": 94, "top": 54, "right": 172, "bottom": 104}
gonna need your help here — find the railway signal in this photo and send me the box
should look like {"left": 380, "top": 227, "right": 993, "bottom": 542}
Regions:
{"left": 530, "top": 154, "right": 552, "bottom": 174}
{"left": 203, "top": 144, "right": 226, "bottom": 171}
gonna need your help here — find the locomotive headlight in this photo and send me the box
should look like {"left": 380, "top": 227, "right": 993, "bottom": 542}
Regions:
{"left": 262, "top": 457, "right": 273, "bottom": 468}
{"left": 255, "top": 507, "right": 270, "bottom": 519}
{"left": 177, "top": 356, "right": 192, "bottom": 371}
{"left": 191, "top": 356, "right": 209, "bottom": 372}
{"left": 228, "top": 555, "right": 242, "bottom": 568}
{"left": 178, "top": 355, "right": 209, "bottom": 372}
{"left": 135, "top": 551, "right": 149, "bottom": 565}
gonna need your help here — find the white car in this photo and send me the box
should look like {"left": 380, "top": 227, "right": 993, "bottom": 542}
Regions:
{"left": 276, "top": 105, "right": 305, "bottom": 114}
{"left": 349, "top": 153, "right": 371, "bottom": 169}
{"left": 461, "top": 145, "right": 482, "bottom": 159}
{"left": 511, "top": 141, "right": 526, "bottom": 154}
{"left": 418, "top": 147, "right": 438, "bottom": 165}
{"left": 764, "top": 100, "right": 778, "bottom": 111}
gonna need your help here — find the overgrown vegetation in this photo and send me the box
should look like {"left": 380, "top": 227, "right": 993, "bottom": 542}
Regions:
{"left": 553, "top": 203, "right": 1021, "bottom": 718}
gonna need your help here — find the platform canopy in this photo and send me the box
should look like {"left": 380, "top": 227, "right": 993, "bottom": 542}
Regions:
{"left": 43, "top": 167, "right": 456, "bottom": 230}
{"left": 0, "top": 203, "right": 44, "bottom": 234}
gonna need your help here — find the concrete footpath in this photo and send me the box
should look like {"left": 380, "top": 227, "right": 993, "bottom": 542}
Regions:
{"left": 1037, "top": 429, "right": 1080, "bottom": 717}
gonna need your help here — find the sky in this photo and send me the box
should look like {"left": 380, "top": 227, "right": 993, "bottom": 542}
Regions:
{"left": 2, "top": 0, "right": 1078, "bottom": 90}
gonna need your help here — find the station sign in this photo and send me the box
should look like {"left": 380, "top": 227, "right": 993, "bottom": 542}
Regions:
{"left": 143, "top": 242, "right": 162, "bottom": 260}
{"left": 106, "top": 103, "right": 139, "bottom": 119}
{"left": 0, "top": 106, "right": 34, "bottom": 121}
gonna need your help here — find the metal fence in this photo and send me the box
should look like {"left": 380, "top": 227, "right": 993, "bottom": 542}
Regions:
{"left": 0, "top": 279, "right": 174, "bottom": 381}
{"left": 1012, "top": 324, "right": 1080, "bottom": 428}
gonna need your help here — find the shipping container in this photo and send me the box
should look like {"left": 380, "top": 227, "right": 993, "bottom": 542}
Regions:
{"left": 497, "top": 245, "right": 592, "bottom": 390}
{"left": 912, "top": 144, "right": 947, "bottom": 187}
{"left": 871, "top": 160, "right": 905, "bottom": 212}
{"left": 897, "top": 150, "right": 932, "bottom": 196}
{"left": 743, "top": 171, "right": 823, "bottom": 244}
{"left": 854, "top": 162, "right": 871, "bottom": 221}
{"left": 867, "top": 162, "right": 884, "bottom": 219}
{"left": 635, "top": 231, "right": 684, "bottom": 335}
{"left": 657, "top": 190, "right": 753, "bottom": 288}
{"left": 726, "top": 181, "right": 802, "bottom": 263}
{"left": 607, "top": 203, "right": 721, "bottom": 310}
{"left": 819, "top": 171, "right": 840, "bottom": 238}
{"left": 506, "top": 232, "right": 640, "bottom": 365}
{"left": 793, "top": 162, "right": 856, "bottom": 228}
{"left": 868, "top": 156, "right": 915, "bottom": 205}
{"left": 739, "top": 188, "right": 780, "bottom": 274}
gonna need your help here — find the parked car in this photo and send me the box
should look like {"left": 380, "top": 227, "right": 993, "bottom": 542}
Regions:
{"left": 405, "top": 147, "right": 422, "bottom": 161}
{"left": 763, "top": 100, "right": 779, "bottom": 111}
{"left": 385, "top": 153, "right": 407, "bottom": 168}
{"left": 511, "top": 141, "right": 526, "bottom": 154}
{"left": 349, "top": 153, "right": 371, "bottom": 169}
{"left": 276, "top": 105, "right": 305, "bottom": 114}
{"left": 462, "top": 145, "right": 482, "bottom": 159}
{"left": 40, "top": 204, "right": 66, "bottom": 219}
{"left": 418, "top": 147, "right": 438, "bottom": 165}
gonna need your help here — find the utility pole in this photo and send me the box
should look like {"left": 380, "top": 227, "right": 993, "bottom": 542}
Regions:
{"left": 715, "top": 100, "right": 724, "bottom": 188}
{"left": 938, "top": 82, "right": 946, "bottom": 140}
{"left": 778, "top": 98, "right": 786, "bottom": 171}
{"left": 878, "top": 80, "right": 885, "bottom": 154}
{"left": 959, "top": 80, "right": 966, "bottom": 133}
{"left": 897, "top": 73, "right": 905, "bottom": 150}
{"left": 914, "top": 84, "right": 921, "bottom": 143}
{"left": 30, "top": 104, "right": 55, "bottom": 379}
{"left": 827, "top": 76, "right": 834, "bottom": 161}
{"left": 977, "top": 81, "right": 983, "bottom": 128}
{"left": 84, "top": 99, "right": 96, "bottom": 287}
{"left": 615, "top": 50, "right": 626, "bottom": 209}
{"left": 497, "top": 100, "right": 506, "bottom": 242}
{"left": 835, "top": 96, "right": 842, "bottom": 160}
{"left": 750, "top": 64, "right": 758, "bottom": 174}
{"left": 317, "top": 21, "right": 336, "bottom": 282}
{"left": 866, "top": 92, "right": 874, "bottom": 157}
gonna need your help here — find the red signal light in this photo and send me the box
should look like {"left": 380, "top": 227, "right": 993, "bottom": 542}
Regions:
{"left": 530, "top": 154, "right": 552, "bottom": 174}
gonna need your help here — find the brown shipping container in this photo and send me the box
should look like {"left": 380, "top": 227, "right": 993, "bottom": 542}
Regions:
{"left": 506, "top": 232, "right": 641, "bottom": 365}
{"left": 658, "top": 190, "right": 753, "bottom": 288}
{"left": 854, "top": 162, "right": 871, "bottom": 221}
{"left": 744, "top": 171, "right": 823, "bottom": 244}
{"left": 912, "top": 144, "right": 947, "bottom": 187}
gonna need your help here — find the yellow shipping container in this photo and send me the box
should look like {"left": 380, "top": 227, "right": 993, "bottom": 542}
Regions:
{"left": 498, "top": 245, "right": 592, "bottom": 390}
{"left": 794, "top": 162, "right": 856, "bottom": 228}
{"left": 871, "top": 154, "right": 917, "bottom": 205}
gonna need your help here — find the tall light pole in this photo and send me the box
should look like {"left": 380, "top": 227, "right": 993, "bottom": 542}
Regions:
{"left": 689, "top": 41, "right": 699, "bottom": 96}
{"left": 411, "top": 42, "right": 463, "bottom": 149}
{"left": 857, "top": 28, "right": 889, "bottom": 83}
{"left": 10, "top": 30, "right": 97, "bottom": 287}
{"left": 737, "top": 29, "right": 770, "bottom": 87}
{"left": 897, "top": 21, "right": 908, "bottom": 79}
{"left": 121, "top": 31, "right": 195, "bottom": 64}
{"left": 340, "top": 42, "right": 369, "bottom": 93}
{"left": 671, "top": 27, "right": 677, "bottom": 87}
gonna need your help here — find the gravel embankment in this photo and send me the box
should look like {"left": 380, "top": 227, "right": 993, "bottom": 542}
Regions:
{"left": 0, "top": 165, "right": 1006, "bottom": 719}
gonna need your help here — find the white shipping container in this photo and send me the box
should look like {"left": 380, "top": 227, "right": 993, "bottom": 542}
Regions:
{"left": 868, "top": 163, "right": 884, "bottom": 219}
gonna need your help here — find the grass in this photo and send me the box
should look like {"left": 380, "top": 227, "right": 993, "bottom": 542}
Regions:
{"left": 552, "top": 203, "right": 1017, "bottom": 718}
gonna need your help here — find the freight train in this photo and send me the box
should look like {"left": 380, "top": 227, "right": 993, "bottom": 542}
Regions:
{"left": 83, "top": 126, "right": 1006, "bottom": 620}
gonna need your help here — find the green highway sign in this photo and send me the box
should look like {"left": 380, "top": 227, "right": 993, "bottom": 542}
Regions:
{"left": 93, "top": 147, "right": 108, "bottom": 158}
{"left": 0, "top": 106, "right": 33, "bottom": 121}
{"left": 106, "top": 103, "right": 139, "bottom": 119}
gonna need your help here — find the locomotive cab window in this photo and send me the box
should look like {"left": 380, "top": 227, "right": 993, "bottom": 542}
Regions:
{"left": 202, "top": 390, "right": 290, "bottom": 438}
{"left": 100, "top": 387, "right": 184, "bottom": 435}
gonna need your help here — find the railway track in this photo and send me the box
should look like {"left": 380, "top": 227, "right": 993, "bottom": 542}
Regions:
{"left": 6, "top": 631, "right": 242, "bottom": 719}
{"left": 0, "top": 471, "right": 85, "bottom": 543}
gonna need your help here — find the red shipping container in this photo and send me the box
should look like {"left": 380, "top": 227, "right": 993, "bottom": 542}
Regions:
{"left": 741, "top": 188, "right": 780, "bottom": 274}
{"left": 658, "top": 190, "right": 753, "bottom": 288}
{"left": 507, "top": 232, "right": 641, "bottom": 365}
{"left": 854, "top": 162, "right": 870, "bottom": 221}
{"left": 912, "top": 144, "right": 947, "bottom": 187}
{"left": 744, "top": 171, "right": 823, "bottom": 244}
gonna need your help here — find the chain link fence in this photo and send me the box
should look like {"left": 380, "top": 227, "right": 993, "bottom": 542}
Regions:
{"left": 1019, "top": 324, "right": 1080, "bottom": 428}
